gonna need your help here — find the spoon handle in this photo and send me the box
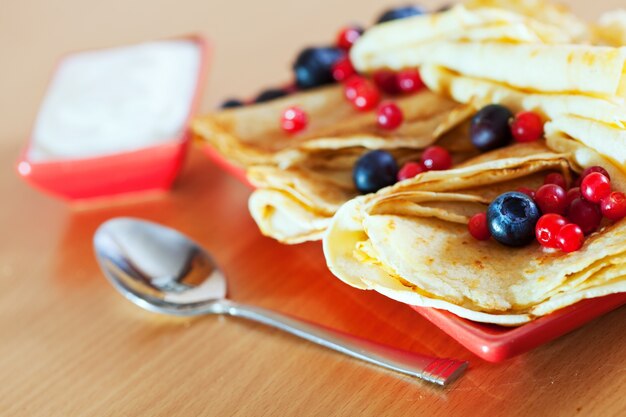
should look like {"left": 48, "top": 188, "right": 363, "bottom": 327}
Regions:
{"left": 221, "top": 301, "right": 468, "bottom": 386}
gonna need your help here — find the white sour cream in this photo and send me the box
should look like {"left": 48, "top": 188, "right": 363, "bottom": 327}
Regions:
{"left": 29, "top": 39, "right": 201, "bottom": 161}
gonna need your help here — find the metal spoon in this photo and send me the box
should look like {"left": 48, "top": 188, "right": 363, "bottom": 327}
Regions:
{"left": 93, "top": 217, "right": 468, "bottom": 386}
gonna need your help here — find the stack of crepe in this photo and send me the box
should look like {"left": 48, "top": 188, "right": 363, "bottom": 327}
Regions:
{"left": 193, "top": 84, "right": 476, "bottom": 243}
{"left": 320, "top": 0, "right": 626, "bottom": 324}
{"left": 192, "top": 0, "right": 626, "bottom": 323}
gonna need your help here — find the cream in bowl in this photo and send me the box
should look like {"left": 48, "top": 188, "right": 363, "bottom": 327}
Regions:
{"left": 18, "top": 35, "right": 209, "bottom": 202}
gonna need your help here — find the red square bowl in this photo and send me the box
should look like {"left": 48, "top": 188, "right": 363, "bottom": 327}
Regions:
{"left": 200, "top": 142, "right": 626, "bottom": 362}
{"left": 17, "top": 34, "right": 210, "bottom": 202}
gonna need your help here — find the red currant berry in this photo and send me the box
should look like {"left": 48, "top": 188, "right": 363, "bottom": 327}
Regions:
{"left": 468, "top": 212, "right": 491, "bottom": 241}
{"left": 397, "top": 69, "right": 424, "bottom": 93}
{"left": 516, "top": 187, "right": 535, "bottom": 199}
{"left": 336, "top": 25, "right": 363, "bottom": 51}
{"left": 510, "top": 111, "right": 543, "bottom": 143}
{"left": 580, "top": 166, "right": 610, "bottom": 182}
{"left": 568, "top": 197, "right": 602, "bottom": 235}
{"left": 565, "top": 187, "right": 582, "bottom": 209}
{"left": 535, "top": 213, "right": 568, "bottom": 248}
{"left": 581, "top": 172, "right": 611, "bottom": 203}
{"left": 397, "top": 161, "right": 425, "bottom": 181}
{"left": 556, "top": 223, "right": 584, "bottom": 253}
{"left": 600, "top": 191, "right": 626, "bottom": 220}
{"left": 421, "top": 146, "right": 452, "bottom": 171}
{"left": 281, "top": 106, "right": 308, "bottom": 134}
{"left": 534, "top": 184, "right": 567, "bottom": 214}
{"left": 331, "top": 56, "right": 356, "bottom": 82}
{"left": 544, "top": 172, "right": 567, "bottom": 189}
{"left": 344, "top": 76, "right": 366, "bottom": 101}
{"left": 349, "top": 79, "right": 381, "bottom": 111}
{"left": 376, "top": 101, "right": 404, "bottom": 130}
{"left": 372, "top": 70, "right": 400, "bottom": 95}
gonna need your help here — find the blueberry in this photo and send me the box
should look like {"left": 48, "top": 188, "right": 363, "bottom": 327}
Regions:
{"left": 255, "top": 88, "right": 288, "bottom": 103}
{"left": 293, "top": 47, "right": 344, "bottom": 90}
{"left": 487, "top": 192, "right": 541, "bottom": 247}
{"left": 376, "top": 5, "right": 425, "bottom": 24}
{"left": 220, "top": 99, "right": 244, "bottom": 109}
{"left": 353, "top": 150, "right": 398, "bottom": 194}
{"left": 470, "top": 104, "right": 514, "bottom": 151}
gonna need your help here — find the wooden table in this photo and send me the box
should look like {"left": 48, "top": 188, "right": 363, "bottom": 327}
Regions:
{"left": 1, "top": 0, "right": 625, "bottom": 415}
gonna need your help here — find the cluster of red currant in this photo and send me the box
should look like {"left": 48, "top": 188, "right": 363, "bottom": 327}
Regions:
{"left": 281, "top": 25, "right": 426, "bottom": 134}
{"left": 469, "top": 166, "right": 626, "bottom": 253}
{"left": 534, "top": 168, "right": 625, "bottom": 252}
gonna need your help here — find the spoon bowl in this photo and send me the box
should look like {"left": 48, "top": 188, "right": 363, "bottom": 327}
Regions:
{"left": 94, "top": 217, "right": 226, "bottom": 315}
{"left": 94, "top": 217, "right": 468, "bottom": 386}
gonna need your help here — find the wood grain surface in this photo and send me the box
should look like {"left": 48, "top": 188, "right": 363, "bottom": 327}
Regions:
{"left": 1, "top": 1, "right": 625, "bottom": 416}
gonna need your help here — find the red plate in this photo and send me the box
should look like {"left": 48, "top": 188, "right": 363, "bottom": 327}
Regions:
{"left": 412, "top": 294, "right": 626, "bottom": 362}
{"left": 17, "top": 34, "right": 211, "bottom": 203}
{"left": 200, "top": 143, "right": 626, "bottom": 362}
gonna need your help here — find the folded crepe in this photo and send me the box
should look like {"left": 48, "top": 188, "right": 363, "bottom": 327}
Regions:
{"left": 323, "top": 141, "right": 626, "bottom": 325}
{"left": 545, "top": 117, "right": 626, "bottom": 172}
{"left": 193, "top": 83, "right": 474, "bottom": 243}
{"left": 353, "top": 39, "right": 626, "bottom": 99}
{"left": 350, "top": 3, "right": 578, "bottom": 62}
{"left": 192, "top": 84, "right": 471, "bottom": 169}
{"left": 351, "top": 2, "right": 626, "bottom": 98}
{"left": 421, "top": 64, "right": 626, "bottom": 174}
{"left": 420, "top": 65, "right": 626, "bottom": 127}
{"left": 248, "top": 132, "right": 477, "bottom": 243}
